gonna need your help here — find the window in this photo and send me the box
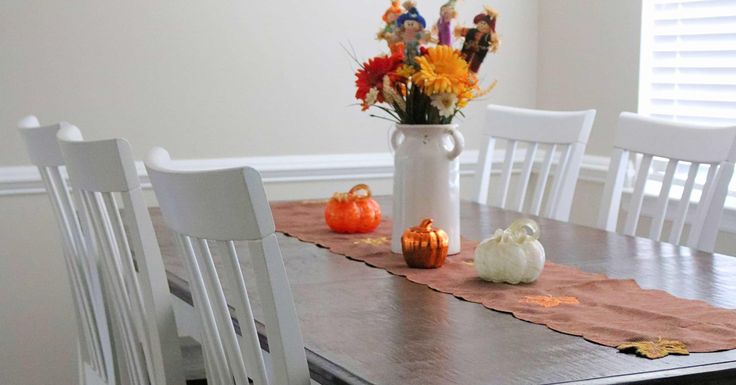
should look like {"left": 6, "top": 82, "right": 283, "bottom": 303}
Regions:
{"left": 639, "top": 0, "right": 736, "bottom": 209}
{"left": 639, "top": 0, "right": 736, "bottom": 125}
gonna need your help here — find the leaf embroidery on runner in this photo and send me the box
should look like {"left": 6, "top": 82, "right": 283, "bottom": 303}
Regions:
{"left": 617, "top": 338, "right": 689, "bottom": 359}
{"left": 353, "top": 236, "right": 390, "bottom": 246}
{"left": 520, "top": 295, "right": 580, "bottom": 308}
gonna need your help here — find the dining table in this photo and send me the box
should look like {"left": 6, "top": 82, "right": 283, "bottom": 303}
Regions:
{"left": 152, "top": 197, "right": 736, "bottom": 385}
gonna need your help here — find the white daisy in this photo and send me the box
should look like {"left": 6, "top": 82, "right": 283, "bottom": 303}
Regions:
{"left": 430, "top": 93, "right": 458, "bottom": 118}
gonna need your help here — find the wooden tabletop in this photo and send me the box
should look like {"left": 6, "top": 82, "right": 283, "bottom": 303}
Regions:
{"left": 153, "top": 197, "right": 736, "bottom": 385}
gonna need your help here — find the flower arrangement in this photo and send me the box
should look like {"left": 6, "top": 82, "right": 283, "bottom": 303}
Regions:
{"left": 355, "top": 1, "right": 500, "bottom": 124}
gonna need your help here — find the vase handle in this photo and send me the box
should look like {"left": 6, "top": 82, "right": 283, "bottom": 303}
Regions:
{"left": 446, "top": 127, "right": 465, "bottom": 160}
{"left": 390, "top": 127, "right": 404, "bottom": 152}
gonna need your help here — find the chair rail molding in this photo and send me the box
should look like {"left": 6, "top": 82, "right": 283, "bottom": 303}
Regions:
{"left": 5, "top": 151, "right": 736, "bottom": 233}
{"left": 0, "top": 150, "right": 610, "bottom": 197}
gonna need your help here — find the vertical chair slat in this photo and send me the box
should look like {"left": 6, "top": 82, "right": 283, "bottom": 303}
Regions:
{"left": 553, "top": 142, "right": 587, "bottom": 221}
{"left": 52, "top": 165, "right": 109, "bottom": 372}
{"left": 84, "top": 190, "right": 147, "bottom": 385}
{"left": 101, "top": 192, "right": 157, "bottom": 380}
{"left": 46, "top": 168, "right": 113, "bottom": 378}
{"left": 201, "top": 335, "right": 215, "bottom": 384}
{"left": 216, "top": 240, "right": 271, "bottom": 385}
{"left": 669, "top": 162, "right": 700, "bottom": 245}
{"left": 695, "top": 162, "right": 735, "bottom": 252}
{"left": 177, "top": 235, "right": 231, "bottom": 385}
{"left": 71, "top": 185, "right": 115, "bottom": 382}
{"left": 100, "top": 193, "right": 148, "bottom": 346}
{"left": 495, "top": 140, "right": 517, "bottom": 208}
{"left": 623, "top": 154, "right": 654, "bottom": 236}
{"left": 195, "top": 238, "right": 251, "bottom": 385}
{"left": 512, "top": 142, "right": 538, "bottom": 212}
{"left": 686, "top": 164, "right": 719, "bottom": 248}
{"left": 248, "top": 235, "right": 310, "bottom": 385}
{"left": 105, "top": 286, "right": 140, "bottom": 385}
{"left": 649, "top": 159, "right": 679, "bottom": 241}
{"left": 120, "top": 190, "right": 185, "bottom": 385}
{"left": 529, "top": 144, "right": 556, "bottom": 216}
{"left": 544, "top": 144, "right": 572, "bottom": 219}
{"left": 88, "top": 191, "right": 147, "bottom": 385}
{"left": 40, "top": 167, "right": 100, "bottom": 374}
{"left": 472, "top": 137, "right": 496, "bottom": 205}
{"left": 597, "top": 149, "right": 630, "bottom": 231}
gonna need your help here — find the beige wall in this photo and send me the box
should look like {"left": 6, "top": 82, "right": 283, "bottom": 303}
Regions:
{"left": 0, "top": 195, "right": 77, "bottom": 385}
{"left": 537, "top": 0, "right": 642, "bottom": 156}
{"left": 0, "top": 1, "right": 538, "bottom": 385}
{"left": 0, "top": 0, "right": 538, "bottom": 167}
{"left": 536, "top": 0, "right": 643, "bottom": 246}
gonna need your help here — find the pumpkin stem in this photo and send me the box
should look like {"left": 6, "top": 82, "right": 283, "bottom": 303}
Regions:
{"left": 349, "top": 184, "right": 372, "bottom": 199}
{"left": 332, "top": 192, "right": 350, "bottom": 202}
{"left": 419, "top": 218, "right": 433, "bottom": 230}
{"left": 507, "top": 218, "right": 540, "bottom": 241}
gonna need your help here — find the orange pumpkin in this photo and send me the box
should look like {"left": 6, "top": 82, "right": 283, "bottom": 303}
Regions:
{"left": 401, "top": 218, "right": 448, "bottom": 268}
{"left": 324, "top": 184, "right": 381, "bottom": 233}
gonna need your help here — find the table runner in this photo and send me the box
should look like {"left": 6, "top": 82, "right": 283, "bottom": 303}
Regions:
{"left": 271, "top": 201, "right": 736, "bottom": 358}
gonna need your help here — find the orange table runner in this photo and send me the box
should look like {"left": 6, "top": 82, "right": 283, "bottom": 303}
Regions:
{"left": 271, "top": 201, "right": 736, "bottom": 358}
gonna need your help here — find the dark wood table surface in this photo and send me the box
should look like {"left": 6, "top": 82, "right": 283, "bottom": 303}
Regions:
{"left": 153, "top": 197, "right": 736, "bottom": 385}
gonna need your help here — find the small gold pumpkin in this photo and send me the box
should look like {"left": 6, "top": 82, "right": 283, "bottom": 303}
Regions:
{"left": 401, "top": 218, "right": 449, "bottom": 269}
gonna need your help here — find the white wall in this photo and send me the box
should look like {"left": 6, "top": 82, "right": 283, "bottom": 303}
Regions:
{"left": 537, "top": 0, "right": 643, "bottom": 157}
{"left": 0, "top": 1, "right": 539, "bottom": 385}
{"left": 536, "top": 0, "right": 643, "bottom": 231}
{"left": 0, "top": 0, "right": 537, "bottom": 165}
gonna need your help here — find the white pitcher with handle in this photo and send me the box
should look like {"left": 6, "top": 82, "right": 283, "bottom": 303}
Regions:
{"left": 390, "top": 124, "right": 465, "bottom": 255}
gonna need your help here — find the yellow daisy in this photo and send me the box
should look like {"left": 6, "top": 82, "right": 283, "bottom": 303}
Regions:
{"left": 413, "top": 46, "right": 472, "bottom": 96}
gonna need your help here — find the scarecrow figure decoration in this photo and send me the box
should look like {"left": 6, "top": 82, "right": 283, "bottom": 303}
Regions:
{"left": 377, "top": 0, "right": 403, "bottom": 53}
{"left": 434, "top": 0, "right": 458, "bottom": 46}
{"left": 455, "top": 6, "right": 500, "bottom": 73}
{"left": 395, "top": 1, "right": 431, "bottom": 66}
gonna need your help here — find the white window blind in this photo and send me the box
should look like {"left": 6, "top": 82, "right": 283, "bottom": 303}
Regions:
{"left": 639, "top": 0, "right": 736, "bottom": 126}
{"left": 639, "top": 0, "right": 736, "bottom": 209}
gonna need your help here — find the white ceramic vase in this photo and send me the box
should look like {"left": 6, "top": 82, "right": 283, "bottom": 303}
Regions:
{"left": 390, "top": 124, "right": 464, "bottom": 255}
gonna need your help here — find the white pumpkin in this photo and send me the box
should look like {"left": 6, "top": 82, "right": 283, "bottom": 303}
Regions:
{"left": 474, "top": 219, "right": 545, "bottom": 284}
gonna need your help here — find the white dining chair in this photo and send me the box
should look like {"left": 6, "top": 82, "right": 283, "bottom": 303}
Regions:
{"left": 472, "top": 104, "right": 596, "bottom": 221}
{"left": 145, "top": 147, "right": 311, "bottom": 385}
{"left": 597, "top": 112, "right": 736, "bottom": 252}
{"left": 17, "top": 116, "right": 115, "bottom": 385}
{"left": 56, "top": 125, "right": 186, "bottom": 385}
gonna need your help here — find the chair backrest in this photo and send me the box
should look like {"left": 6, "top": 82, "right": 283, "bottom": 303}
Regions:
{"left": 472, "top": 104, "right": 596, "bottom": 221}
{"left": 56, "top": 126, "right": 184, "bottom": 385}
{"left": 597, "top": 112, "right": 736, "bottom": 252}
{"left": 145, "top": 147, "right": 310, "bottom": 385}
{"left": 17, "top": 116, "right": 115, "bottom": 384}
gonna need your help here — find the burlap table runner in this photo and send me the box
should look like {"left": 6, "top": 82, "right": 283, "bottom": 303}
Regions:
{"left": 271, "top": 201, "right": 736, "bottom": 357}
